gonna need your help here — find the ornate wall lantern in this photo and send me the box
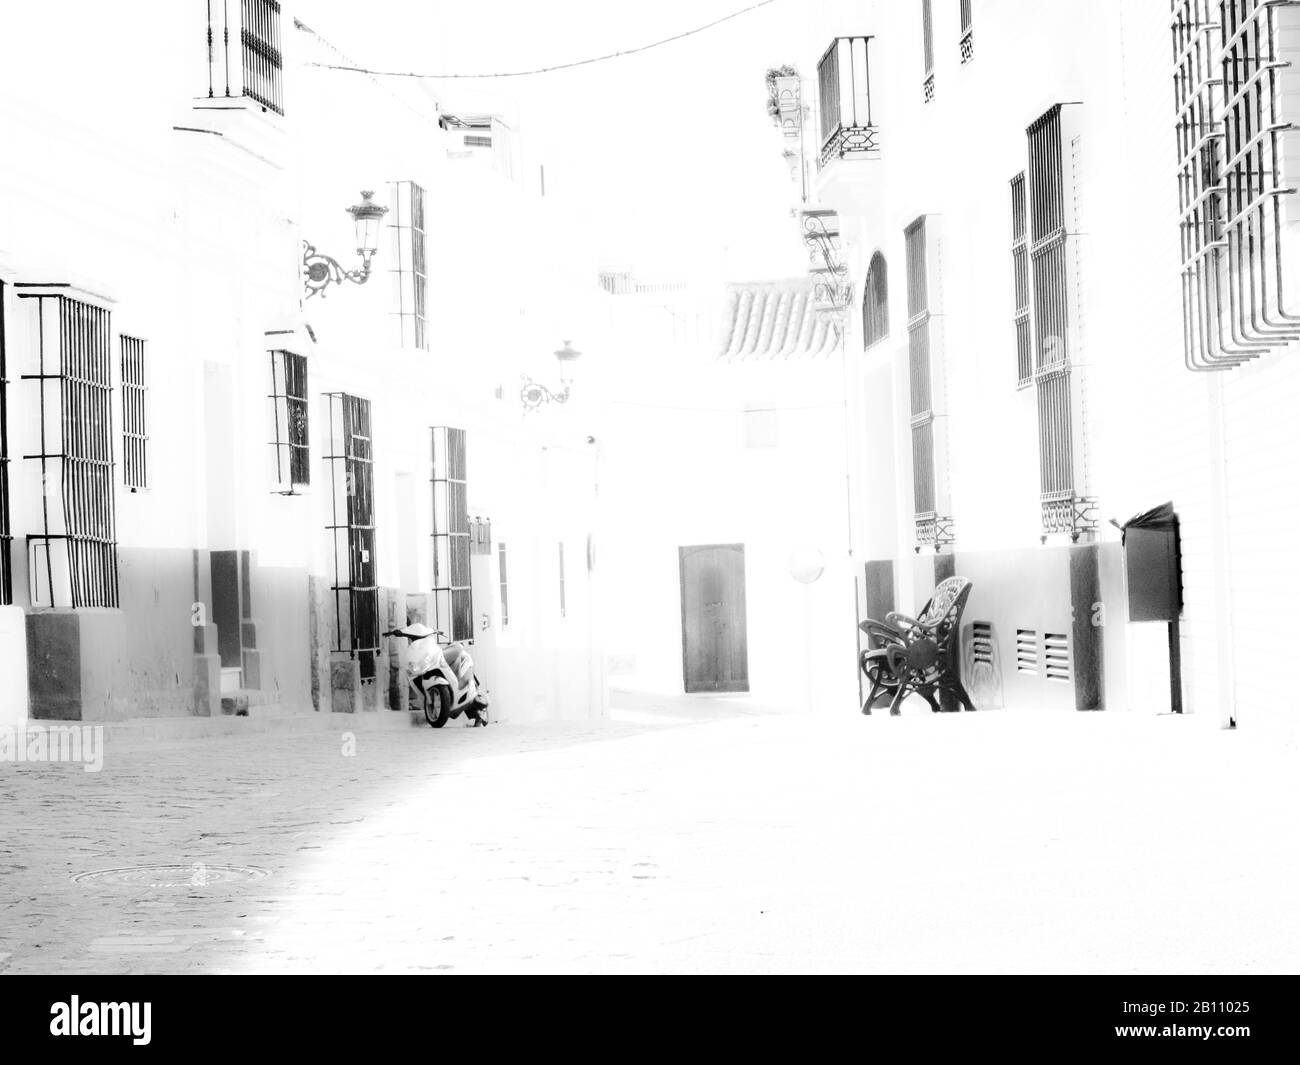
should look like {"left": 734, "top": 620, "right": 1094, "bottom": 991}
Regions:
{"left": 521, "top": 341, "right": 582, "bottom": 412}
{"left": 302, "top": 191, "right": 390, "bottom": 299}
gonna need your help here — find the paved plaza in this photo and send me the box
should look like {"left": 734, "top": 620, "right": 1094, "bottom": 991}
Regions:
{"left": 2, "top": 696, "right": 1297, "bottom": 974}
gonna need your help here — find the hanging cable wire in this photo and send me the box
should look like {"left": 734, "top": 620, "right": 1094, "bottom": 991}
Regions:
{"left": 305, "top": 0, "right": 778, "bottom": 79}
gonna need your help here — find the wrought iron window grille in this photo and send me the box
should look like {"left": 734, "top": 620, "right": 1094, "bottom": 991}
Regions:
{"left": 862, "top": 251, "right": 890, "bottom": 350}
{"left": 120, "top": 336, "right": 148, "bottom": 491}
{"left": 1027, "top": 104, "right": 1095, "bottom": 542}
{"left": 18, "top": 292, "right": 120, "bottom": 608}
{"left": 389, "top": 181, "right": 429, "bottom": 350}
{"left": 1010, "top": 172, "right": 1032, "bottom": 387}
{"left": 1173, "top": 0, "right": 1300, "bottom": 370}
{"left": 498, "top": 541, "right": 509, "bottom": 628}
{"left": 558, "top": 541, "right": 567, "bottom": 618}
{"left": 324, "top": 393, "right": 379, "bottom": 678}
{"left": 432, "top": 426, "right": 472, "bottom": 644}
{"left": 269, "top": 350, "right": 309, "bottom": 492}
{"left": 905, "top": 216, "right": 952, "bottom": 551}
{"left": 922, "top": 0, "right": 936, "bottom": 102}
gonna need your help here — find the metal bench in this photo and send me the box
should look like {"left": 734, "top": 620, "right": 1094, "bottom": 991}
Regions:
{"left": 858, "top": 576, "right": 977, "bottom": 716}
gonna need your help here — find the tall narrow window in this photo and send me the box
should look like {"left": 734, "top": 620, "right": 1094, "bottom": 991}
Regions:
{"left": 324, "top": 393, "right": 378, "bottom": 677}
{"left": 120, "top": 336, "right": 148, "bottom": 490}
{"left": 863, "top": 251, "right": 889, "bottom": 349}
{"left": 19, "top": 293, "right": 119, "bottom": 608}
{"left": 390, "top": 181, "right": 429, "bottom": 351}
{"left": 558, "top": 542, "right": 567, "bottom": 618}
{"left": 240, "top": 0, "right": 284, "bottom": 114}
{"left": 0, "top": 281, "right": 10, "bottom": 605}
{"left": 432, "top": 426, "right": 471, "bottom": 643}
{"left": 959, "top": 0, "right": 974, "bottom": 64}
{"left": 906, "top": 218, "right": 937, "bottom": 545}
{"left": 498, "top": 542, "right": 509, "bottom": 628}
{"left": 1010, "top": 173, "right": 1031, "bottom": 387}
{"left": 1027, "top": 104, "right": 1093, "bottom": 541}
{"left": 921, "top": 0, "right": 935, "bottom": 102}
{"left": 270, "top": 350, "right": 309, "bottom": 491}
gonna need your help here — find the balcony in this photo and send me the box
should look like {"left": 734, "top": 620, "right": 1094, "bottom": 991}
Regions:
{"left": 817, "top": 36, "right": 880, "bottom": 170}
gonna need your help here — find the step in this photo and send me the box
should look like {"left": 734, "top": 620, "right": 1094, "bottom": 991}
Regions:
{"left": 219, "top": 688, "right": 278, "bottom": 716}
{"left": 23, "top": 706, "right": 422, "bottom": 750}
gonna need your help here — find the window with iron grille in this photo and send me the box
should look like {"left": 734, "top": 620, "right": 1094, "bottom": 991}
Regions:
{"left": 1027, "top": 104, "right": 1092, "bottom": 541}
{"left": 0, "top": 282, "right": 10, "bottom": 605}
{"left": 324, "top": 393, "right": 378, "bottom": 678}
{"left": 1173, "top": 0, "right": 1300, "bottom": 370}
{"left": 390, "top": 181, "right": 429, "bottom": 351}
{"left": 921, "top": 0, "right": 935, "bottom": 102}
{"left": 1010, "top": 172, "right": 1031, "bottom": 387}
{"left": 432, "top": 426, "right": 471, "bottom": 643}
{"left": 905, "top": 217, "right": 937, "bottom": 525}
{"left": 959, "top": 0, "right": 974, "bottom": 64}
{"left": 498, "top": 542, "right": 509, "bottom": 628}
{"left": 863, "top": 251, "right": 889, "bottom": 349}
{"left": 558, "top": 541, "right": 567, "bottom": 618}
{"left": 120, "top": 336, "right": 148, "bottom": 490}
{"left": 270, "top": 350, "right": 309, "bottom": 491}
{"left": 19, "top": 293, "right": 119, "bottom": 608}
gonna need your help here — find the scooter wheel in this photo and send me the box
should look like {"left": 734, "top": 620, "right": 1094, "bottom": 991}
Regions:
{"left": 425, "top": 686, "right": 451, "bottom": 728}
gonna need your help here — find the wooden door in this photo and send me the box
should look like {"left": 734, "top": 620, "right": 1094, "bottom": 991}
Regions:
{"left": 679, "top": 544, "right": 749, "bottom": 693}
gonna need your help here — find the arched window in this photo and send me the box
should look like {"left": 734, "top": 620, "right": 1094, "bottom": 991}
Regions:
{"left": 863, "top": 252, "right": 889, "bottom": 349}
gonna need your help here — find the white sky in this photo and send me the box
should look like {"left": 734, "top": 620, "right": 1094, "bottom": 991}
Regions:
{"left": 302, "top": 0, "right": 810, "bottom": 283}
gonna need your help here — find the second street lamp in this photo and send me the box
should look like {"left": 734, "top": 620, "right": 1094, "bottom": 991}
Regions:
{"left": 521, "top": 340, "right": 583, "bottom": 412}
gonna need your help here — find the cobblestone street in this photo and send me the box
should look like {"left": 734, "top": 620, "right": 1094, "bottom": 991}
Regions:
{"left": 3, "top": 696, "right": 1298, "bottom": 975}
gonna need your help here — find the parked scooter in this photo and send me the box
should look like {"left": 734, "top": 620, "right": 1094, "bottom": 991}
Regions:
{"left": 383, "top": 623, "right": 490, "bottom": 728}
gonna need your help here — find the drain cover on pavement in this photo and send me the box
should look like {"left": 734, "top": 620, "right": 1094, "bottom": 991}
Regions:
{"left": 71, "top": 865, "right": 270, "bottom": 888}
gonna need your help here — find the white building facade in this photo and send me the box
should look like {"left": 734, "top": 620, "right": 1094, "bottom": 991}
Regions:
{"left": 0, "top": 1, "right": 607, "bottom": 725}
{"left": 771, "top": 0, "right": 1300, "bottom": 738}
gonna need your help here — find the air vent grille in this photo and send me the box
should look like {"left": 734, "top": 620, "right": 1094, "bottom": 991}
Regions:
{"left": 1015, "top": 629, "right": 1038, "bottom": 674}
{"left": 972, "top": 621, "right": 993, "bottom": 666}
{"left": 1044, "top": 632, "right": 1070, "bottom": 682}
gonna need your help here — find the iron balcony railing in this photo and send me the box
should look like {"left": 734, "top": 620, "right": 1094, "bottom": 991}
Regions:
{"left": 816, "top": 36, "right": 881, "bottom": 168}
{"left": 960, "top": 0, "right": 974, "bottom": 63}
{"left": 206, "top": 0, "right": 284, "bottom": 115}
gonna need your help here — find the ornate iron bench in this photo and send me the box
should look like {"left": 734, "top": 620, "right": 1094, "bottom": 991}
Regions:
{"left": 858, "top": 576, "right": 977, "bottom": 716}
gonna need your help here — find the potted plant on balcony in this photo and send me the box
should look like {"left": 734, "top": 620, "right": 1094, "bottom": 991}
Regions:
{"left": 765, "top": 65, "right": 798, "bottom": 123}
